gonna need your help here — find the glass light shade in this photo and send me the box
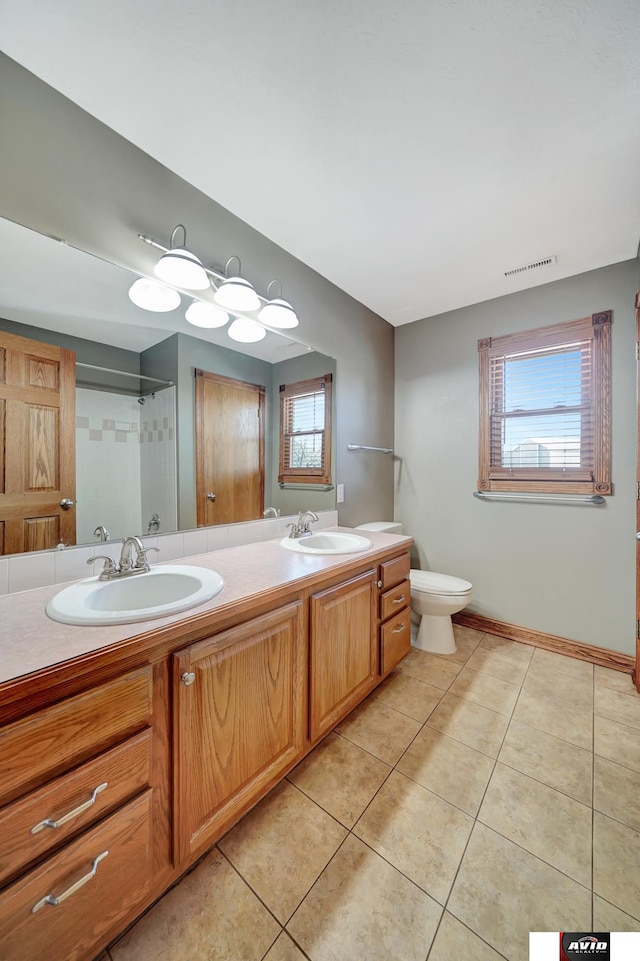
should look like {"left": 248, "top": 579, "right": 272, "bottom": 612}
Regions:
{"left": 128, "top": 278, "right": 181, "bottom": 312}
{"left": 214, "top": 276, "right": 261, "bottom": 312}
{"left": 227, "top": 318, "right": 267, "bottom": 343}
{"left": 258, "top": 298, "right": 298, "bottom": 329}
{"left": 185, "top": 301, "right": 229, "bottom": 328}
{"left": 154, "top": 247, "right": 210, "bottom": 290}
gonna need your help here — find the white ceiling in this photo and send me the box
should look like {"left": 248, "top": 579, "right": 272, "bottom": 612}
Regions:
{"left": 2, "top": 0, "right": 640, "bottom": 325}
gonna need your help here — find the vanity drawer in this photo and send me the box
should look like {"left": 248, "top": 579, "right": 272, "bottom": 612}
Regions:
{"left": 0, "top": 729, "right": 152, "bottom": 885}
{"left": 0, "top": 790, "right": 152, "bottom": 961}
{"left": 0, "top": 666, "right": 153, "bottom": 806}
{"left": 379, "top": 553, "right": 410, "bottom": 592}
{"left": 380, "top": 608, "right": 411, "bottom": 675}
{"left": 380, "top": 578, "right": 410, "bottom": 622}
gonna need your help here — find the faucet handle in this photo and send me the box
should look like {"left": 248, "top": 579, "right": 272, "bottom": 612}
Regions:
{"left": 87, "top": 555, "right": 118, "bottom": 577}
{"left": 135, "top": 546, "right": 160, "bottom": 569}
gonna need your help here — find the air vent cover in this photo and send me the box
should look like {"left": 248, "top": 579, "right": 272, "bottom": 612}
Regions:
{"left": 504, "top": 255, "right": 557, "bottom": 278}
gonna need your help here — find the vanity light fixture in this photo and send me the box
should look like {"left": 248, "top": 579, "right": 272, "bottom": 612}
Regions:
{"left": 134, "top": 226, "right": 300, "bottom": 342}
{"left": 153, "top": 224, "right": 210, "bottom": 291}
{"left": 227, "top": 317, "right": 267, "bottom": 342}
{"left": 258, "top": 281, "right": 299, "bottom": 329}
{"left": 128, "top": 277, "right": 181, "bottom": 312}
{"left": 184, "top": 300, "right": 230, "bottom": 328}
{"left": 213, "top": 257, "right": 262, "bottom": 312}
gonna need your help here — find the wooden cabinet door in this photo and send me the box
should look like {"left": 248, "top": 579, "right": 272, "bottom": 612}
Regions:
{"left": 0, "top": 331, "right": 76, "bottom": 554}
{"left": 195, "top": 369, "right": 265, "bottom": 526}
{"left": 309, "top": 569, "right": 377, "bottom": 742}
{"left": 173, "top": 602, "right": 304, "bottom": 862}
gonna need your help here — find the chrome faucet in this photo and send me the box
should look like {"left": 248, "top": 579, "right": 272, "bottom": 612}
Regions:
{"left": 87, "top": 536, "right": 159, "bottom": 581}
{"left": 263, "top": 507, "right": 280, "bottom": 518}
{"left": 286, "top": 510, "right": 319, "bottom": 539}
{"left": 93, "top": 524, "right": 110, "bottom": 542}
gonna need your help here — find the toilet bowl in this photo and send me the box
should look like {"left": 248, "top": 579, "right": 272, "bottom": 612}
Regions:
{"left": 409, "top": 570, "right": 472, "bottom": 654}
{"left": 354, "top": 521, "right": 473, "bottom": 656}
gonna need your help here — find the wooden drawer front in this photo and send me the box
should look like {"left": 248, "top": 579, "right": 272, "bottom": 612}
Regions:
{"left": 0, "top": 666, "right": 153, "bottom": 806}
{"left": 380, "top": 578, "right": 410, "bottom": 622}
{"left": 0, "top": 729, "right": 152, "bottom": 885}
{"left": 379, "top": 553, "right": 410, "bottom": 592}
{"left": 0, "top": 790, "right": 152, "bottom": 961}
{"left": 381, "top": 608, "right": 411, "bottom": 675}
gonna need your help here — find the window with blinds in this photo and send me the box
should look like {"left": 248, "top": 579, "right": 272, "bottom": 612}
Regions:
{"left": 478, "top": 312, "right": 612, "bottom": 495}
{"left": 278, "top": 374, "right": 332, "bottom": 485}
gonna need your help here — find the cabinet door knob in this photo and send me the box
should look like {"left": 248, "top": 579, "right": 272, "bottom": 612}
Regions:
{"left": 182, "top": 671, "right": 196, "bottom": 686}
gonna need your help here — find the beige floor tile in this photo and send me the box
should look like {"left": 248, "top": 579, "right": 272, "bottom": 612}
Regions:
{"left": 594, "top": 755, "right": 640, "bottom": 832}
{"left": 353, "top": 770, "right": 473, "bottom": 904}
{"left": 595, "top": 685, "right": 640, "bottom": 731}
{"left": 478, "top": 763, "right": 592, "bottom": 886}
{"left": 335, "top": 696, "right": 421, "bottom": 765}
{"left": 499, "top": 719, "right": 592, "bottom": 805}
{"left": 450, "top": 625, "right": 486, "bottom": 663}
{"left": 594, "top": 811, "right": 640, "bottom": 920}
{"left": 428, "top": 912, "right": 506, "bottom": 961}
{"left": 465, "top": 648, "right": 529, "bottom": 686}
{"left": 427, "top": 693, "right": 509, "bottom": 758}
{"left": 522, "top": 671, "right": 594, "bottom": 712}
{"left": 371, "top": 669, "right": 444, "bottom": 721}
{"left": 262, "top": 932, "right": 307, "bottom": 961}
{"left": 593, "top": 895, "right": 640, "bottom": 932}
{"left": 594, "top": 714, "right": 640, "bottom": 773}
{"left": 287, "top": 834, "right": 441, "bottom": 961}
{"left": 594, "top": 666, "right": 637, "bottom": 695}
{"left": 479, "top": 634, "right": 534, "bottom": 666}
{"left": 287, "top": 731, "right": 390, "bottom": 828}
{"left": 397, "top": 726, "right": 494, "bottom": 816}
{"left": 529, "top": 648, "right": 594, "bottom": 682}
{"left": 513, "top": 688, "right": 593, "bottom": 750}
{"left": 449, "top": 665, "right": 520, "bottom": 716}
{"left": 448, "top": 823, "right": 591, "bottom": 961}
{"left": 219, "top": 780, "right": 346, "bottom": 923}
{"left": 399, "top": 649, "right": 462, "bottom": 690}
{"left": 110, "top": 848, "right": 280, "bottom": 961}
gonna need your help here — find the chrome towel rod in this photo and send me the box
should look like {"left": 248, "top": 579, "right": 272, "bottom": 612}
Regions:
{"left": 473, "top": 490, "right": 605, "bottom": 506}
{"left": 348, "top": 444, "right": 394, "bottom": 454}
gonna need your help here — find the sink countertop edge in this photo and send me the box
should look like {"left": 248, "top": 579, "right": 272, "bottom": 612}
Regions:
{"left": 0, "top": 529, "right": 413, "bottom": 687}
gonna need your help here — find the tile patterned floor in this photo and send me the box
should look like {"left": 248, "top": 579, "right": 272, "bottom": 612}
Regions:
{"left": 106, "top": 627, "right": 640, "bottom": 961}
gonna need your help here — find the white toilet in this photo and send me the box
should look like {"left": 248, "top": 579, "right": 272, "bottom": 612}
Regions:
{"left": 355, "top": 521, "right": 472, "bottom": 655}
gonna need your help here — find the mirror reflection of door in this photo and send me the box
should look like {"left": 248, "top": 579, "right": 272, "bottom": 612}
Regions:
{"left": 0, "top": 331, "right": 76, "bottom": 555}
{"left": 195, "top": 369, "right": 265, "bottom": 526}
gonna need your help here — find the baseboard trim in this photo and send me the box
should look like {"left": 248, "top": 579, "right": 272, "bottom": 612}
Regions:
{"left": 453, "top": 611, "right": 635, "bottom": 674}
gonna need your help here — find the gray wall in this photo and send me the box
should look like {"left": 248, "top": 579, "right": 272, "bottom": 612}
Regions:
{"left": 0, "top": 54, "right": 395, "bottom": 528}
{"left": 395, "top": 260, "right": 637, "bottom": 654}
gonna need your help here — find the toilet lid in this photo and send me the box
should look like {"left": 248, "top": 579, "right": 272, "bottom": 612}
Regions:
{"left": 410, "top": 569, "right": 472, "bottom": 595}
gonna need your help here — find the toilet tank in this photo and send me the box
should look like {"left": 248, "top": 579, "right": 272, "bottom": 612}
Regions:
{"left": 354, "top": 521, "right": 404, "bottom": 535}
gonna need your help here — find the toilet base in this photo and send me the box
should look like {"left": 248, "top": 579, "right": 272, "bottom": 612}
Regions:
{"left": 413, "top": 613, "right": 457, "bottom": 655}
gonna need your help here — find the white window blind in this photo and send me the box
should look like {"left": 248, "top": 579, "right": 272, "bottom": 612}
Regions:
{"left": 279, "top": 374, "right": 332, "bottom": 484}
{"left": 477, "top": 312, "right": 612, "bottom": 495}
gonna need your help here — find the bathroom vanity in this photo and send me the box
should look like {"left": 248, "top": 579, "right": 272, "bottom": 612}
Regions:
{"left": 0, "top": 530, "right": 411, "bottom": 961}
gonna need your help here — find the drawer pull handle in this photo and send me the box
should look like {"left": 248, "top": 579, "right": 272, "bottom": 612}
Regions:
{"left": 30, "top": 783, "right": 108, "bottom": 835}
{"left": 392, "top": 595, "right": 406, "bottom": 604}
{"left": 31, "top": 850, "right": 109, "bottom": 913}
{"left": 392, "top": 623, "right": 407, "bottom": 634}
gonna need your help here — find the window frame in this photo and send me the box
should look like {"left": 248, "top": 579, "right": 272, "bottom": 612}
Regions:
{"left": 477, "top": 311, "right": 612, "bottom": 495}
{"left": 278, "top": 373, "right": 333, "bottom": 486}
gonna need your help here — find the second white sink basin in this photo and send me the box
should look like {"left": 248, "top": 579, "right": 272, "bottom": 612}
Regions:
{"left": 46, "top": 565, "right": 225, "bottom": 626}
{"left": 280, "top": 532, "right": 373, "bottom": 555}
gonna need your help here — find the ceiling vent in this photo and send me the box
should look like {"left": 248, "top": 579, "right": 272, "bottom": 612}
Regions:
{"left": 504, "top": 255, "right": 557, "bottom": 278}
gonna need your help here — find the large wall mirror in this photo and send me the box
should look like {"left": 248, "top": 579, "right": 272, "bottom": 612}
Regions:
{"left": 0, "top": 217, "right": 336, "bottom": 557}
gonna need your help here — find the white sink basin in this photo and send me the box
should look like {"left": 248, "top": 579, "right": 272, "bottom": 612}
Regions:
{"left": 280, "top": 532, "right": 373, "bottom": 555}
{"left": 46, "top": 565, "right": 225, "bottom": 626}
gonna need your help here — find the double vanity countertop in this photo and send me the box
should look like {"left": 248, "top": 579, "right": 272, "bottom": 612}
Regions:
{"left": 0, "top": 528, "right": 413, "bottom": 688}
